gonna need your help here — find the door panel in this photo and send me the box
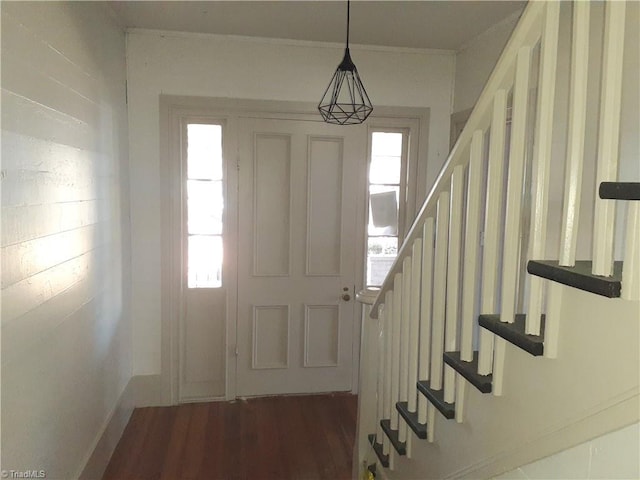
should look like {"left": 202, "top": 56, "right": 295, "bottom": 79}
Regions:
{"left": 236, "top": 118, "right": 365, "bottom": 396}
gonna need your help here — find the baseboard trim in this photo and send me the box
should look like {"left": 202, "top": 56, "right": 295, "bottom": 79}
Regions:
{"left": 447, "top": 388, "right": 640, "bottom": 479}
{"left": 77, "top": 374, "right": 165, "bottom": 479}
{"left": 77, "top": 378, "right": 135, "bottom": 479}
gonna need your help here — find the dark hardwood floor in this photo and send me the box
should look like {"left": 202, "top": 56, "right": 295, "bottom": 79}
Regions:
{"left": 103, "top": 393, "right": 358, "bottom": 480}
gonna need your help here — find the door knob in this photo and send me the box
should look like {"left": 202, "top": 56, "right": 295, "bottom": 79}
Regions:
{"left": 342, "top": 293, "right": 351, "bottom": 301}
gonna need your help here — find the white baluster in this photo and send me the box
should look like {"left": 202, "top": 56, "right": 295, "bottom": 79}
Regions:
{"left": 376, "top": 304, "right": 386, "bottom": 443}
{"left": 457, "top": 130, "right": 484, "bottom": 422}
{"left": 622, "top": 203, "right": 640, "bottom": 301}
{"left": 444, "top": 166, "right": 464, "bottom": 404}
{"left": 390, "top": 273, "right": 403, "bottom": 431}
{"left": 382, "top": 290, "right": 393, "bottom": 455}
{"left": 500, "top": 45, "right": 532, "bottom": 326}
{"left": 544, "top": 282, "right": 562, "bottom": 359}
{"left": 559, "top": 1, "right": 590, "bottom": 268}
{"left": 460, "top": 132, "right": 484, "bottom": 360}
{"left": 478, "top": 89, "right": 508, "bottom": 375}
{"left": 430, "top": 192, "right": 450, "bottom": 391}
{"left": 399, "top": 257, "right": 412, "bottom": 443}
{"left": 427, "top": 404, "right": 436, "bottom": 443}
{"left": 418, "top": 218, "right": 434, "bottom": 424}
{"left": 495, "top": 45, "right": 532, "bottom": 397}
{"left": 527, "top": 1, "right": 560, "bottom": 335}
{"left": 408, "top": 239, "right": 423, "bottom": 414}
{"left": 593, "top": 1, "right": 626, "bottom": 276}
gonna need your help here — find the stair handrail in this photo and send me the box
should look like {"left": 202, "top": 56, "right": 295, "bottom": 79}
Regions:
{"left": 371, "top": 1, "right": 543, "bottom": 318}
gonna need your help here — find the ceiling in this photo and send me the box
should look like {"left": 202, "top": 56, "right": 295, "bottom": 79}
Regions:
{"left": 109, "top": 1, "right": 527, "bottom": 51}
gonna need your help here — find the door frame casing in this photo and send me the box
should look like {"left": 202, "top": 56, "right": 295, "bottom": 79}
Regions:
{"left": 159, "top": 95, "right": 429, "bottom": 404}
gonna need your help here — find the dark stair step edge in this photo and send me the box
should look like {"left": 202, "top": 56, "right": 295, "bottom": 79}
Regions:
{"left": 380, "top": 419, "right": 406, "bottom": 455}
{"left": 527, "top": 260, "right": 622, "bottom": 298}
{"left": 443, "top": 351, "right": 492, "bottom": 394}
{"left": 478, "top": 314, "right": 545, "bottom": 356}
{"left": 416, "top": 381, "right": 455, "bottom": 419}
{"left": 599, "top": 182, "right": 640, "bottom": 201}
{"left": 395, "top": 402, "right": 427, "bottom": 439}
{"left": 367, "top": 434, "right": 389, "bottom": 468}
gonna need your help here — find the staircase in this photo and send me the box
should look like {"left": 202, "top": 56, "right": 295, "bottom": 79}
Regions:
{"left": 359, "top": 1, "right": 639, "bottom": 478}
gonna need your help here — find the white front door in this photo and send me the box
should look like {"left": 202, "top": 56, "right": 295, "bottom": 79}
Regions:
{"left": 236, "top": 118, "right": 366, "bottom": 396}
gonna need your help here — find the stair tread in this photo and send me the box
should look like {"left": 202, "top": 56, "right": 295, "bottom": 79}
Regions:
{"left": 479, "top": 314, "right": 545, "bottom": 356}
{"left": 443, "top": 351, "right": 492, "bottom": 393}
{"left": 380, "top": 419, "right": 406, "bottom": 455}
{"left": 527, "top": 260, "right": 622, "bottom": 298}
{"left": 599, "top": 182, "right": 640, "bottom": 201}
{"left": 367, "top": 434, "right": 389, "bottom": 468}
{"left": 395, "top": 402, "right": 427, "bottom": 439}
{"left": 416, "top": 381, "right": 455, "bottom": 419}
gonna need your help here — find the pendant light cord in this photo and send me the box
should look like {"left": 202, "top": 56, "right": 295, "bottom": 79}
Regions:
{"left": 346, "top": 0, "right": 350, "bottom": 48}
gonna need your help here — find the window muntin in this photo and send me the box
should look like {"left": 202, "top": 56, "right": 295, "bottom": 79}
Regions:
{"left": 186, "top": 123, "right": 224, "bottom": 288}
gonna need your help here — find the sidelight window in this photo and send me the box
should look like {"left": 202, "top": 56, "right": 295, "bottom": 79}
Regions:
{"left": 186, "top": 123, "right": 224, "bottom": 288}
{"left": 366, "top": 131, "right": 407, "bottom": 287}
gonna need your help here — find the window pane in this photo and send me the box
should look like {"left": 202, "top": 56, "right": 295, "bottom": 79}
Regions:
{"left": 187, "top": 124, "right": 223, "bottom": 180}
{"left": 370, "top": 155, "right": 401, "bottom": 185}
{"left": 368, "top": 185, "right": 399, "bottom": 236}
{"left": 188, "top": 235, "right": 222, "bottom": 288}
{"left": 367, "top": 237, "right": 398, "bottom": 286}
{"left": 187, "top": 180, "right": 223, "bottom": 234}
{"left": 372, "top": 132, "right": 403, "bottom": 157}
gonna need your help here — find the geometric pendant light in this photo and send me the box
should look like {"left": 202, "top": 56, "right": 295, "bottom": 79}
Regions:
{"left": 318, "top": 0, "right": 373, "bottom": 125}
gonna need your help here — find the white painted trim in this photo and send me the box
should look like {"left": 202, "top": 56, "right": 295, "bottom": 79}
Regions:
{"left": 499, "top": 45, "right": 532, "bottom": 326}
{"left": 526, "top": 1, "right": 560, "bottom": 336}
{"left": 430, "top": 192, "right": 450, "bottom": 391}
{"left": 125, "top": 27, "right": 456, "bottom": 56}
{"left": 418, "top": 218, "right": 434, "bottom": 424}
{"left": 559, "top": 1, "right": 590, "bottom": 268}
{"left": 398, "top": 257, "right": 412, "bottom": 443}
{"left": 252, "top": 132, "right": 293, "bottom": 278}
{"left": 407, "top": 238, "right": 422, "bottom": 414}
{"left": 460, "top": 130, "right": 484, "bottom": 362}
{"left": 444, "top": 165, "right": 464, "bottom": 404}
{"left": 305, "top": 135, "right": 344, "bottom": 277}
{"left": 621, "top": 203, "right": 640, "bottom": 301}
{"left": 77, "top": 378, "right": 134, "bottom": 479}
{"left": 77, "top": 374, "right": 169, "bottom": 479}
{"left": 390, "top": 272, "right": 403, "bottom": 431}
{"left": 478, "top": 89, "right": 508, "bottom": 375}
{"left": 251, "top": 305, "right": 290, "bottom": 370}
{"left": 592, "top": 1, "right": 627, "bottom": 276}
{"left": 383, "top": 290, "right": 394, "bottom": 439}
{"left": 303, "top": 304, "right": 341, "bottom": 368}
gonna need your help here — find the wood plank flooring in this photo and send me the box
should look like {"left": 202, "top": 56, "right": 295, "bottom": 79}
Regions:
{"left": 103, "top": 393, "right": 358, "bottom": 480}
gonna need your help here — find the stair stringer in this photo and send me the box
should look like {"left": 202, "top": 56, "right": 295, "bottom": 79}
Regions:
{"left": 384, "top": 284, "right": 639, "bottom": 480}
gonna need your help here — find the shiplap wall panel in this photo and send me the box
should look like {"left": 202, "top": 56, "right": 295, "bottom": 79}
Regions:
{"left": 2, "top": 201, "right": 98, "bottom": 246}
{"left": 1, "top": 2, "right": 131, "bottom": 479}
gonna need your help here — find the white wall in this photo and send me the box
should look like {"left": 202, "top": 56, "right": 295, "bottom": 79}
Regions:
{"left": 1, "top": 2, "right": 131, "bottom": 478}
{"left": 453, "top": 12, "right": 520, "bottom": 114}
{"left": 495, "top": 422, "right": 640, "bottom": 480}
{"left": 126, "top": 31, "right": 455, "bottom": 377}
